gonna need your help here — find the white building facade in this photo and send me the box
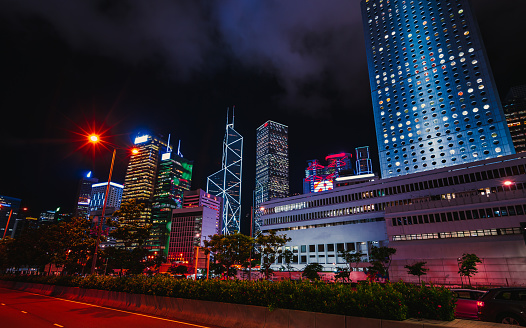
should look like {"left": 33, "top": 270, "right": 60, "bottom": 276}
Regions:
{"left": 260, "top": 153, "right": 526, "bottom": 285}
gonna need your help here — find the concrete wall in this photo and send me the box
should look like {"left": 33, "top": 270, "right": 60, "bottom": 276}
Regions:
{"left": 0, "top": 280, "right": 508, "bottom": 328}
{"left": 390, "top": 235, "right": 526, "bottom": 286}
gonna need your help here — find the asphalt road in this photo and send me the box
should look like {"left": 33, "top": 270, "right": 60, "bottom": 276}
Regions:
{"left": 0, "top": 287, "right": 220, "bottom": 328}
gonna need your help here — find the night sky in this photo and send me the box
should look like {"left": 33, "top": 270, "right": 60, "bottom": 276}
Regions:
{"left": 2, "top": 0, "right": 526, "bottom": 233}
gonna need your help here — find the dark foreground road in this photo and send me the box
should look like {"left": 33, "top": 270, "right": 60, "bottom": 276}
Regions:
{"left": 0, "top": 287, "right": 220, "bottom": 328}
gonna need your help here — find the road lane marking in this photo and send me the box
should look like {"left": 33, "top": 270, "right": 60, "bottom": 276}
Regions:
{"left": 15, "top": 290, "right": 213, "bottom": 328}
{"left": 53, "top": 324, "right": 64, "bottom": 327}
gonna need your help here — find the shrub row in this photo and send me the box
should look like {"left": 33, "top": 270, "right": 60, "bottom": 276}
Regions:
{"left": 0, "top": 275, "right": 455, "bottom": 321}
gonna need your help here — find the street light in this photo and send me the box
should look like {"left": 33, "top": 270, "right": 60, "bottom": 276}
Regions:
{"left": 88, "top": 134, "right": 117, "bottom": 275}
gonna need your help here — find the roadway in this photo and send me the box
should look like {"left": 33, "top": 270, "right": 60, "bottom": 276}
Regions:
{"left": 0, "top": 287, "right": 220, "bottom": 328}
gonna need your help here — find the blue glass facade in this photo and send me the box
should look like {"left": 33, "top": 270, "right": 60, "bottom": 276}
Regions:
{"left": 361, "top": 0, "right": 514, "bottom": 179}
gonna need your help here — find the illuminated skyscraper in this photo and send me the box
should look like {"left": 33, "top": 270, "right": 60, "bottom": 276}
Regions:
{"left": 149, "top": 147, "right": 193, "bottom": 256}
{"left": 89, "top": 182, "right": 123, "bottom": 212}
{"left": 254, "top": 121, "right": 289, "bottom": 234}
{"left": 503, "top": 85, "right": 526, "bottom": 153}
{"left": 122, "top": 134, "right": 168, "bottom": 224}
{"left": 74, "top": 172, "right": 98, "bottom": 219}
{"left": 207, "top": 111, "right": 243, "bottom": 235}
{"left": 361, "top": 0, "right": 514, "bottom": 179}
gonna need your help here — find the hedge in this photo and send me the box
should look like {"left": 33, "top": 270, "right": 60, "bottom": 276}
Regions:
{"left": 0, "top": 275, "right": 455, "bottom": 321}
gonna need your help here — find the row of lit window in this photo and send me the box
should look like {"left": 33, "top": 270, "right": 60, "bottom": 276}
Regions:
{"left": 391, "top": 203, "right": 526, "bottom": 227}
{"left": 264, "top": 161, "right": 526, "bottom": 215}
{"left": 262, "top": 217, "right": 385, "bottom": 232}
{"left": 391, "top": 227, "right": 522, "bottom": 242}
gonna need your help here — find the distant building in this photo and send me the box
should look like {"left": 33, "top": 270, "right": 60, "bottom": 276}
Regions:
{"left": 355, "top": 146, "right": 373, "bottom": 175}
{"left": 503, "top": 85, "right": 526, "bottom": 153}
{"left": 254, "top": 120, "right": 289, "bottom": 236}
{"left": 0, "top": 195, "right": 21, "bottom": 238}
{"left": 149, "top": 149, "right": 193, "bottom": 257}
{"left": 90, "top": 182, "right": 123, "bottom": 213}
{"left": 39, "top": 210, "right": 56, "bottom": 224}
{"left": 74, "top": 172, "right": 98, "bottom": 219}
{"left": 207, "top": 111, "right": 243, "bottom": 235}
{"left": 167, "top": 190, "right": 222, "bottom": 268}
{"left": 361, "top": 0, "right": 514, "bottom": 178}
{"left": 303, "top": 153, "right": 353, "bottom": 194}
{"left": 122, "top": 134, "right": 168, "bottom": 224}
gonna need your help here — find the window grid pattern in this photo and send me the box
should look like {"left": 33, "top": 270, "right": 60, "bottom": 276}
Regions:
{"left": 361, "top": 0, "right": 514, "bottom": 178}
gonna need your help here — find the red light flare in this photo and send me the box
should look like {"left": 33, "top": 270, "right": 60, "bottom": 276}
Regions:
{"left": 503, "top": 180, "right": 513, "bottom": 186}
{"left": 68, "top": 119, "right": 115, "bottom": 158}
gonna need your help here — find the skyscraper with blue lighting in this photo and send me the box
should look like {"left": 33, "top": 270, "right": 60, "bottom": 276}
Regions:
{"left": 361, "top": 0, "right": 514, "bottom": 179}
{"left": 207, "top": 110, "right": 243, "bottom": 235}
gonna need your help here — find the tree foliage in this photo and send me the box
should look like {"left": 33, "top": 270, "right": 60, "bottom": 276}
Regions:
{"left": 404, "top": 261, "right": 429, "bottom": 283}
{"left": 255, "top": 230, "right": 291, "bottom": 280}
{"left": 457, "top": 253, "right": 482, "bottom": 286}
{"left": 109, "top": 200, "right": 152, "bottom": 249}
{"left": 302, "top": 263, "right": 324, "bottom": 281}
{"left": 0, "top": 217, "right": 96, "bottom": 274}
{"left": 368, "top": 246, "right": 397, "bottom": 280}
{"left": 338, "top": 249, "right": 364, "bottom": 282}
{"left": 204, "top": 233, "right": 254, "bottom": 278}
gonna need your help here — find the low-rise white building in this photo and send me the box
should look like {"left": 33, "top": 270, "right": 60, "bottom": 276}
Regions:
{"left": 259, "top": 153, "right": 526, "bottom": 285}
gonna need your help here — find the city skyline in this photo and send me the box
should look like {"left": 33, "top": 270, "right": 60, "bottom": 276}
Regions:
{"left": 2, "top": 1, "right": 526, "bottom": 234}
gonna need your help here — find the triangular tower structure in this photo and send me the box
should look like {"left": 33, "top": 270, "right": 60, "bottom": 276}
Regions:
{"left": 207, "top": 108, "right": 243, "bottom": 235}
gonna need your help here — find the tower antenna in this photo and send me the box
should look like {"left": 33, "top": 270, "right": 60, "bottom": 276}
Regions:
{"left": 177, "top": 140, "right": 183, "bottom": 157}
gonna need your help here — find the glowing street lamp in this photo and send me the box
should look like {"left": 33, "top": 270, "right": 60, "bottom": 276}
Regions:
{"left": 88, "top": 134, "right": 117, "bottom": 275}
{"left": 131, "top": 148, "right": 139, "bottom": 155}
{"left": 503, "top": 180, "right": 513, "bottom": 186}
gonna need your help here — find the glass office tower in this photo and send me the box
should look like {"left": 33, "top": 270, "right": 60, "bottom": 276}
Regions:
{"left": 254, "top": 121, "right": 289, "bottom": 235}
{"left": 361, "top": 0, "right": 514, "bottom": 178}
{"left": 150, "top": 151, "right": 193, "bottom": 256}
{"left": 122, "top": 134, "right": 168, "bottom": 224}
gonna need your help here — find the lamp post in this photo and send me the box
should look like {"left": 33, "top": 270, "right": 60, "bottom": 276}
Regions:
{"left": 88, "top": 134, "right": 117, "bottom": 275}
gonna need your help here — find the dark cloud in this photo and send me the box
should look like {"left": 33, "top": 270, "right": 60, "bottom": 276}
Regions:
{"left": 0, "top": 0, "right": 368, "bottom": 113}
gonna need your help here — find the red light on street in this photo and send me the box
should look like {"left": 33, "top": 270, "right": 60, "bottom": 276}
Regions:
{"left": 89, "top": 134, "right": 99, "bottom": 143}
{"left": 504, "top": 180, "right": 513, "bottom": 186}
{"left": 477, "top": 301, "right": 484, "bottom": 308}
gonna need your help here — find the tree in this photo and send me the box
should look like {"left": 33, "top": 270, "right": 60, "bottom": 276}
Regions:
{"left": 302, "top": 263, "right": 324, "bottom": 281}
{"left": 256, "top": 230, "right": 291, "bottom": 280}
{"left": 110, "top": 200, "right": 152, "bottom": 250}
{"left": 168, "top": 264, "right": 188, "bottom": 276}
{"left": 103, "top": 200, "right": 153, "bottom": 275}
{"left": 334, "top": 267, "right": 350, "bottom": 282}
{"left": 457, "top": 253, "right": 482, "bottom": 286}
{"left": 282, "top": 249, "right": 294, "bottom": 280}
{"left": 338, "top": 249, "right": 364, "bottom": 282}
{"left": 404, "top": 261, "right": 429, "bottom": 284}
{"left": 204, "top": 233, "right": 254, "bottom": 279}
{"left": 369, "top": 246, "right": 397, "bottom": 281}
